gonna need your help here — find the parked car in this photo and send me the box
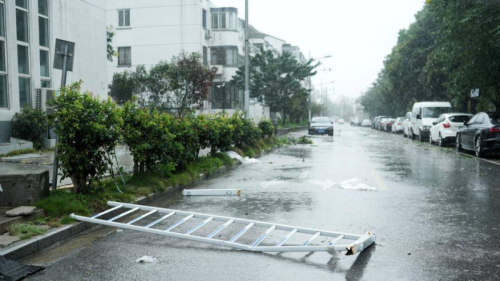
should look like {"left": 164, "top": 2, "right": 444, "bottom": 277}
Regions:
{"left": 409, "top": 102, "right": 452, "bottom": 142}
{"left": 361, "top": 119, "right": 372, "bottom": 127}
{"left": 384, "top": 118, "right": 395, "bottom": 132}
{"left": 391, "top": 117, "right": 405, "bottom": 134}
{"left": 403, "top": 112, "right": 412, "bottom": 137}
{"left": 429, "top": 113, "right": 473, "bottom": 147}
{"left": 338, "top": 119, "right": 345, "bottom": 125}
{"left": 308, "top": 117, "right": 334, "bottom": 136}
{"left": 456, "top": 112, "right": 500, "bottom": 157}
{"left": 372, "top": 117, "right": 380, "bottom": 129}
{"left": 350, "top": 118, "right": 360, "bottom": 126}
{"left": 379, "top": 118, "right": 388, "bottom": 131}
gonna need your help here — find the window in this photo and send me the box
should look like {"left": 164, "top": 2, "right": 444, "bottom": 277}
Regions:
{"left": 210, "top": 47, "right": 238, "bottom": 67}
{"left": 220, "top": 13, "right": 227, "bottom": 29}
{"left": 41, "top": 80, "right": 51, "bottom": 88}
{"left": 0, "top": 39, "right": 5, "bottom": 72}
{"left": 212, "top": 13, "right": 219, "bottom": 29}
{"left": 17, "top": 45, "right": 29, "bottom": 74}
{"left": 229, "top": 12, "right": 235, "bottom": 30}
{"left": 203, "top": 46, "right": 208, "bottom": 66}
{"left": 0, "top": 1, "right": 7, "bottom": 108}
{"left": 0, "top": 2, "right": 4, "bottom": 37}
{"left": 40, "top": 50, "right": 49, "bottom": 78}
{"left": 475, "top": 114, "right": 485, "bottom": 124}
{"left": 18, "top": 77, "right": 30, "bottom": 108}
{"left": 38, "top": 0, "right": 48, "bottom": 16}
{"left": 16, "top": 0, "right": 27, "bottom": 9}
{"left": 16, "top": 8, "right": 29, "bottom": 42}
{"left": 118, "top": 9, "right": 130, "bottom": 27}
{"left": 202, "top": 9, "right": 207, "bottom": 29}
{"left": 118, "top": 47, "right": 131, "bottom": 66}
{"left": 0, "top": 75, "right": 6, "bottom": 108}
{"left": 39, "top": 17, "right": 49, "bottom": 47}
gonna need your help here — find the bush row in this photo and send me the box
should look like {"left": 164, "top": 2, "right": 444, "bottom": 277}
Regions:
{"left": 47, "top": 82, "right": 275, "bottom": 194}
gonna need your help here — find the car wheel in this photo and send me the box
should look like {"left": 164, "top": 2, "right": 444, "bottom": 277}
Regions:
{"left": 419, "top": 130, "right": 425, "bottom": 142}
{"left": 456, "top": 134, "right": 463, "bottom": 152}
{"left": 438, "top": 134, "right": 444, "bottom": 147}
{"left": 429, "top": 135, "right": 434, "bottom": 145}
{"left": 410, "top": 130, "right": 414, "bottom": 140}
{"left": 475, "top": 137, "right": 484, "bottom": 158}
{"left": 403, "top": 130, "right": 407, "bottom": 137}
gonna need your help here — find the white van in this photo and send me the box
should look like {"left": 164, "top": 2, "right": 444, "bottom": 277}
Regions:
{"left": 409, "top": 102, "right": 452, "bottom": 142}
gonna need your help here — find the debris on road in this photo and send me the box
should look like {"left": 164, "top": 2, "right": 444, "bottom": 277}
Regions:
{"left": 183, "top": 189, "right": 241, "bottom": 196}
{"left": 336, "top": 178, "right": 377, "bottom": 191}
{"left": 225, "top": 151, "right": 261, "bottom": 164}
{"left": 72, "top": 201, "right": 376, "bottom": 256}
{"left": 136, "top": 256, "right": 157, "bottom": 263}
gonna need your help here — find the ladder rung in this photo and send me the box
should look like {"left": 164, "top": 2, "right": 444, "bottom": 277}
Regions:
{"left": 108, "top": 207, "right": 140, "bottom": 222}
{"left": 252, "top": 225, "right": 276, "bottom": 247}
{"left": 186, "top": 217, "right": 214, "bottom": 235}
{"left": 229, "top": 222, "right": 255, "bottom": 242}
{"left": 145, "top": 212, "right": 176, "bottom": 228}
{"left": 328, "top": 235, "right": 345, "bottom": 246}
{"left": 126, "top": 210, "right": 157, "bottom": 225}
{"left": 166, "top": 214, "right": 194, "bottom": 232}
{"left": 92, "top": 205, "right": 123, "bottom": 218}
{"left": 302, "top": 231, "right": 321, "bottom": 246}
{"left": 207, "top": 219, "right": 234, "bottom": 238}
{"left": 276, "top": 229, "right": 297, "bottom": 246}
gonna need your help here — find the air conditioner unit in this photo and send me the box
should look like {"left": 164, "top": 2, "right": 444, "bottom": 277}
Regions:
{"left": 35, "top": 88, "right": 57, "bottom": 115}
{"left": 205, "top": 30, "right": 213, "bottom": 39}
{"left": 214, "top": 65, "right": 223, "bottom": 75}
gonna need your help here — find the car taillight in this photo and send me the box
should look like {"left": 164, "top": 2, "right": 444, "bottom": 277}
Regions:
{"left": 443, "top": 122, "right": 451, "bottom": 128}
{"left": 397, "top": 123, "right": 402, "bottom": 125}
{"left": 490, "top": 127, "right": 500, "bottom": 133}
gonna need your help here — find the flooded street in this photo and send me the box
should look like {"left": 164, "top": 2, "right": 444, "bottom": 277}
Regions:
{"left": 26, "top": 126, "right": 500, "bottom": 280}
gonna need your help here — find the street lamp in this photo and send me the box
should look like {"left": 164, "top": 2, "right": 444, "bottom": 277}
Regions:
{"left": 244, "top": 0, "right": 250, "bottom": 118}
{"left": 309, "top": 55, "right": 332, "bottom": 122}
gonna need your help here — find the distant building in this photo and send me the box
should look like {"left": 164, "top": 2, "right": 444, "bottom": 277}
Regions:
{"left": 0, "top": 0, "right": 107, "bottom": 142}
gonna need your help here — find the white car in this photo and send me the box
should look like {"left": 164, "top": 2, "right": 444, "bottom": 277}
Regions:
{"left": 338, "top": 119, "right": 345, "bottom": 125}
{"left": 361, "top": 119, "right": 372, "bottom": 127}
{"left": 403, "top": 112, "right": 412, "bottom": 137}
{"left": 409, "top": 102, "right": 452, "bottom": 142}
{"left": 429, "top": 113, "right": 473, "bottom": 147}
{"left": 391, "top": 117, "right": 405, "bottom": 133}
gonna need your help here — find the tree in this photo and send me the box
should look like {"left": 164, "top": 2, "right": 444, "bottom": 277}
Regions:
{"left": 167, "top": 53, "right": 217, "bottom": 116}
{"left": 109, "top": 65, "right": 149, "bottom": 106}
{"left": 107, "top": 26, "right": 115, "bottom": 62}
{"left": 232, "top": 50, "right": 317, "bottom": 125}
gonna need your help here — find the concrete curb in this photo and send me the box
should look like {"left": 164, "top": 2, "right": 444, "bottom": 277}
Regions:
{"left": 0, "top": 162, "right": 241, "bottom": 261}
{"left": 277, "top": 126, "right": 307, "bottom": 136}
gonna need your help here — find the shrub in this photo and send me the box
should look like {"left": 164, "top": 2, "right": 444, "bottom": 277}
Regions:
{"left": 49, "top": 82, "right": 122, "bottom": 194}
{"left": 169, "top": 115, "right": 200, "bottom": 170}
{"left": 258, "top": 119, "right": 275, "bottom": 139}
{"left": 198, "top": 114, "right": 233, "bottom": 155}
{"left": 11, "top": 108, "right": 48, "bottom": 149}
{"left": 9, "top": 223, "right": 47, "bottom": 239}
{"left": 231, "top": 112, "right": 262, "bottom": 147}
{"left": 122, "top": 101, "right": 176, "bottom": 175}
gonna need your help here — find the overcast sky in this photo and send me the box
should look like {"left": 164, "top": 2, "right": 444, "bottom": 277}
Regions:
{"left": 214, "top": 0, "right": 425, "bottom": 101}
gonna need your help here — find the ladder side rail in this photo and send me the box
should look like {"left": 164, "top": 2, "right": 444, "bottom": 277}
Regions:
{"left": 71, "top": 214, "right": 250, "bottom": 251}
{"left": 253, "top": 245, "right": 349, "bottom": 253}
{"left": 107, "top": 201, "right": 363, "bottom": 240}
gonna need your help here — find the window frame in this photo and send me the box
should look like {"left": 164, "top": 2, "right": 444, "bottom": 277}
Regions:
{"left": 39, "top": 0, "right": 51, "bottom": 85}
{"left": 202, "top": 9, "right": 207, "bottom": 29}
{"left": 117, "top": 47, "right": 132, "bottom": 66}
{"left": 0, "top": 0, "right": 7, "bottom": 108}
{"left": 118, "top": 9, "right": 131, "bottom": 28}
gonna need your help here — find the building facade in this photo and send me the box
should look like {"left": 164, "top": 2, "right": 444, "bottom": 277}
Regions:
{"left": 0, "top": 0, "right": 107, "bottom": 142}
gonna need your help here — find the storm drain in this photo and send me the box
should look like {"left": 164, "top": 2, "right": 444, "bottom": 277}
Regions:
{"left": 0, "top": 256, "right": 44, "bottom": 281}
{"left": 72, "top": 201, "right": 376, "bottom": 256}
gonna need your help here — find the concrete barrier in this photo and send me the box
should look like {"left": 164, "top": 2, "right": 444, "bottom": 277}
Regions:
{"left": 0, "top": 170, "right": 50, "bottom": 207}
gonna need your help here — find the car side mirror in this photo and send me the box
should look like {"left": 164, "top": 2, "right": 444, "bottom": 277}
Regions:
{"left": 432, "top": 121, "right": 437, "bottom": 125}
{"left": 331, "top": 122, "right": 334, "bottom": 125}
{"left": 416, "top": 114, "right": 421, "bottom": 120}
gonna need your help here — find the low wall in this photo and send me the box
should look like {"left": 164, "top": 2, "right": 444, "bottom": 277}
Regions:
{"left": 0, "top": 170, "right": 50, "bottom": 207}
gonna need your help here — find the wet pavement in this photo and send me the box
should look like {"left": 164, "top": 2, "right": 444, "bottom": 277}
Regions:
{"left": 24, "top": 126, "right": 500, "bottom": 280}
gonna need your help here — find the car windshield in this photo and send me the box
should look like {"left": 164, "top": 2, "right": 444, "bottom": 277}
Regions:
{"left": 449, "top": 115, "right": 471, "bottom": 123}
{"left": 422, "top": 107, "right": 452, "bottom": 118}
{"left": 312, "top": 118, "right": 330, "bottom": 124}
{"left": 489, "top": 114, "right": 500, "bottom": 125}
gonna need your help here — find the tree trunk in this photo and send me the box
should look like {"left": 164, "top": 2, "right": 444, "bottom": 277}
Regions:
{"left": 71, "top": 172, "right": 88, "bottom": 194}
{"left": 140, "top": 162, "right": 145, "bottom": 173}
{"left": 133, "top": 160, "right": 139, "bottom": 175}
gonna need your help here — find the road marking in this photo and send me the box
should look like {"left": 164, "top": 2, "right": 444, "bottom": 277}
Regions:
{"left": 370, "top": 170, "right": 389, "bottom": 191}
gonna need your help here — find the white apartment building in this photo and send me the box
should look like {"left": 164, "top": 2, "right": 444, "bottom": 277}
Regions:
{"left": 106, "top": 0, "right": 247, "bottom": 112}
{"left": 0, "top": 0, "right": 107, "bottom": 142}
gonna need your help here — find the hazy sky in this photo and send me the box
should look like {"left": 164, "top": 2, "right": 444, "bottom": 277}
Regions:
{"left": 214, "top": 0, "right": 425, "bottom": 101}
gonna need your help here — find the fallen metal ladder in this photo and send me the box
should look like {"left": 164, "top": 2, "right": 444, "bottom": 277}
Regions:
{"left": 71, "top": 201, "right": 376, "bottom": 255}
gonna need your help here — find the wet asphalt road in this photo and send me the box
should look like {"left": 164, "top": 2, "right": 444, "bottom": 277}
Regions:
{"left": 25, "top": 126, "right": 500, "bottom": 280}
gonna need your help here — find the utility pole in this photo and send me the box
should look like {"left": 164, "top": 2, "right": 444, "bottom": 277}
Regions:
{"left": 244, "top": 0, "right": 250, "bottom": 118}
